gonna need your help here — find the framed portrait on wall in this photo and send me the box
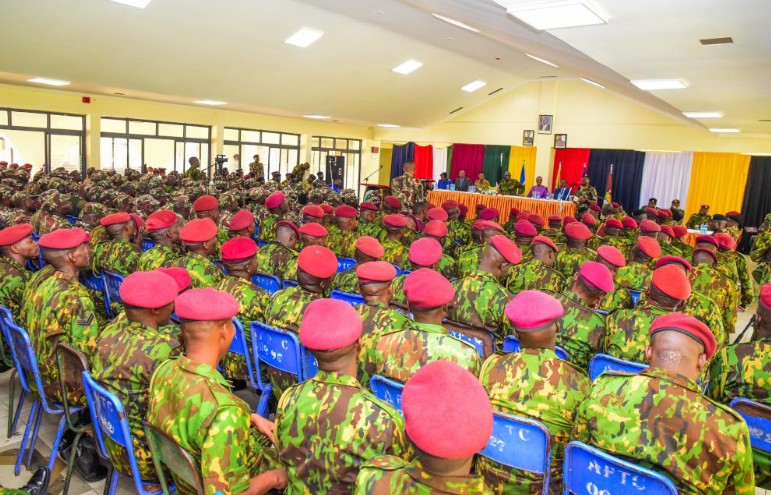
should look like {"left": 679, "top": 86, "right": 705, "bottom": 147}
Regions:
{"left": 554, "top": 133, "right": 567, "bottom": 149}
{"left": 523, "top": 130, "right": 534, "bottom": 146}
{"left": 538, "top": 115, "right": 553, "bottom": 134}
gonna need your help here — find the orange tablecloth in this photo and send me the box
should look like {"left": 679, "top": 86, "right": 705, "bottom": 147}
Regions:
{"left": 427, "top": 190, "right": 576, "bottom": 224}
{"left": 684, "top": 230, "right": 713, "bottom": 247}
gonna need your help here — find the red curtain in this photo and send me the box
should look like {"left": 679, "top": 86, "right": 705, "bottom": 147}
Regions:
{"left": 413, "top": 144, "right": 434, "bottom": 180}
{"left": 450, "top": 144, "right": 486, "bottom": 181}
{"left": 552, "top": 148, "right": 591, "bottom": 191}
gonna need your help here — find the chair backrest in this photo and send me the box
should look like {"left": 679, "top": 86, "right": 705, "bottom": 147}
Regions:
{"left": 0, "top": 305, "right": 15, "bottom": 367}
{"left": 627, "top": 289, "right": 643, "bottom": 307}
{"left": 54, "top": 342, "right": 90, "bottom": 427}
{"left": 252, "top": 273, "right": 281, "bottom": 295}
{"left": 251, "top": 321, "right": 315, "bottom": 382}
{"left": 5, "top": 321, "right": 41, "bottom": 399}
{"left": 31, "top": 231, "right": 40, "bottom": 242}
{"left": 228, "top": 318, "right": 257, "bottom": 390}
{"left": 392, "top": 264, "right": 402, "bottom": 276}
{"left": 401, "top": 269, "right": 412, "bottom": 276}
{"left": 563, "top": 441, "right": 678, "bottom": 495}
{"left": 65, "top": 214, "right": 78, "bottom": 226}
{"left": 480, "top": 412, "right": 552, "bottom": 490}
{"left": 79, "top": 271, "right": 104, "bottom": 292}
{"left": 730, "top": 398, "right": 771, "bottom": 453}
{"left": 102, "top": 270, "right": 125, "bottom": 305}
{"left": 446, "top": 329, "right": 485, "bottom": 357}
{"left": 283, "top": 279, "right": 298, "bottom": 289}
{"left": 369, "top": 375, "right": 404, "bottom": 413}
{"left": 443, "top": 320, "right": 496, "bottom": 357}
{"left": 141, "top": 238, "right": 156, "bottom": 252}
{"left": 330, "top": 290, "right": 365, "bottom": 306}
{"left": 502, "top": 336, "right": 568, "bottom": 361}
{"left": 143, "top": 421, "right": 205, "bottom": 495}
{"left": 337, "top": 258, "right": 356, "bottom": 272}
{"left": 588, "top": 353, "right": 648, "bottom": 382}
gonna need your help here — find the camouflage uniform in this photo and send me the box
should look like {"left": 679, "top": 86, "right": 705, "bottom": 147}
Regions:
{"left": 356, "top": 220, "right": 382, "bottom": 240}
{"left": 498, "top": 178, "right": 524, "bottom": 196}
{"left": 456, "top": 245, "right": 482, "bottom": 279}
{"left": 572, "top": 367, "right": 755, "bottom": 495}
{"left": 92, "top": 238, "right": 140, "bottom": 276}
{"left": 690, "top": 264, "right": 737, "bottom": 341}
{"left": 91, "top": 318, "right": 182, "bottom": 479}
{"left": 355, "top": 301, "right": 414, "bottom": 386}
{"left": 249, "top": 161, "right": 265, "bottom": 180}
{"left": 174, "top": 252, "right": 224, "bottom": 289}
{"left": 356, "top": 456, "right": 490, "bottom": 493}
{"left": 381, "top": 238, "right": 408, "bottom": 267}
{"left": 474, "top": 179, "right": 492, "bottom": 191}
{"left": 541, "top": 227, "right": 565, "bottom": 246}
{"left": 275, "top": 370, "right": 410, "bottom": 494}
{"left": 506, "top": 258, "right": 566, "bottom": 295}
{"left": 390, "top": 274, "right": 408, "bottom": 308}
{"left": 390, "top": 173, "right": 424, "bottom": 211}
{"left": 254, "top": 243, "right": 298, "bottom": 280}
{"left": 326, "top": 229, "right": 359, "bottom": 258}
{"left": 0, "top": 256, "right": 30, "bottom": 321}
{"left": 674, "top": 240, "right": 694, "bottom": 260}
{"left": 599, "top": 262, "right": 652, "bottom": 313}
{"left": 555, "top": 290, "right": 606, "bottom": 370}
{"left": 147, "top": 356, "right": 276, "bottom": 495}
{"left": 553, "top": 246, "right": 595, "bottom": 280}
{"left": 30, "top": 193, "right": 71, "bottom": 235}
{"left": 681, "top": 292, "right": 726, "bottom": 346}
{"left": 723, "top": 250, "right": 754, "bottom": 307}
{"left": 137, "top": 244, "right": 182, "bottom": 272}
{"left": 333, "top": 268, "right": 359, "bottom": 294}
{"left": 478, "top": 348, "right": 590, "bottom": 494}
{"left": 257, "top": 213, "right": 281, "bottom": 243}
{"left": 573, "top": 185, "right": 597, "bottom": 205}
{"left": 603, "top": 303, "right": 671, "bottom": 362}
{"left": 686, "top": 213, "right": 711, "bottom": 229}
{"left": 448, "top": 270, "right": 513, "bottom": 339}
{"left": 183, "top": 167, "right": 204, "bottom": 181}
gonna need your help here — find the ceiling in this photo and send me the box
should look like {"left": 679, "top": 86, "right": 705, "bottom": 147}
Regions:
{"left": 0, "top": 0, "right": 767, "bottom": 134}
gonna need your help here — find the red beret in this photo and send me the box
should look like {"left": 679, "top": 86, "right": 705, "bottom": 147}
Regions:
{"left": 299, "top": 223, "right": 328, "bottom": 237}
{"left": 360, "top": 202, "right": 378, "bottom": 212}
{"left": 548, "top": 215, "right": 562, "bottom": 223}
{"left": 38, "top": 228, "right": 91, "bottom": 250}
{"left": 611, "top": 202, "right": 620, "bottom": 208}
{"left": 120, "top": 271, "right": 178, "bottom": 308}
{"left": 695, "top": 235, "right": 718, "bottom": 248}
{"left": 477, "top": 204, "right": 487, "bottom": 211}
{"left": 605, "top": 218, "right": 623, "bottom": 229}
{"left": 563, "top": 216, "right": 577, "bottom": 226}
{"left": 229, "top": 210, "right": 255, "bottom": 231}
{"left": 565, "top": 222, "right": 591, "bottom": 240}
{"left": 146, "top": 210, "right": 177, "bottom": 232}
{"left": 478, "top": 220, "right": 505, "bottom": 233}
{"left": 221, "top": 237, "right": 257, "bottom": 261}
{"left": 8, "top": 163, "right": 18, "bottom": 169}
{"left": 581, "top": 213, "right": 597, "bottom": 226}
{"left": 532, "top": 235, "right": 558, "bottom": 252}
{"left": 129, "top": 213, "right": 144, "bottom": 230}
{"left": 726, "top": 210, "right": 740, "bottom": 217}
{"left": 175, "top": 288, "right": 239, "bottom": 321}
{"left": 320, "top": 204, "right": 333, "bottom": 214}
{"left": 471, "top": 220, "right": 484, "bottom": 230}
{"left": 621, "top": 217, "right": 638, "bottom": 229}
{"left": 100, "top": 212, "right": 130, "bottom": 227}
{"left": 402, "top": 361, "right": 493, "bottom": 459}
{"left": 356, "top": 260, "right": 397, "bottom": 283}
{"left": 656, "top": 255, "right": 692, "bottom": 273}
{"left": 0, "top": 161, "right": 7, "bottom": 165}
{"left": 579, "top": 261, "right": 615, "bottom": 293}
{"left": 298, "top": 245, "right": 337, "bottom": 279}
{"left": 426, "top": 207, "right": 449, "bottom": 222}
{"left": 505, "top": 290, "right": 564, "bottom": 332}
{"left": 300, "top": 299, "right": 362, "bottom": 350}
{"left": 193, "top": 195, "right": 218, "bottom": 212}
{"left": 508, "top": 207, "right": 520, "bottom": 216}
{"left": 424, "top": 220, "right": 448, "bottom": 237}
{"left": 356, "top": 236, "right": 384, "bottom": 258}
{"left": 714, "top": 233, "right": 735, "bottom": 250}
{"left": 23, "top": 163, "right": 32, "bottom": 169}
{"left": 650, "top": 313, "right": 716, "bottom": 359}
{"left": 514, "top": 220, "right": 537, "bottom": 237}
{"left": 331, "top": 205, "right": 354, "bottom": 218}
{"left": 157, "top": 267, "right": 192, "bottom": 292}
{"left": 597, "top": 245, "right": 626, "bottom": 268}
{"left": 277, "top": 220, "right": 300, "bottom": 236}
{"left": 457, "top": 204, "right": 468, "bottom": 215}
{"left": 409, "top": 238, "right": 443, "bottom": 266}
{"left": 384, "top": 214, "right": 408, "bottom": 228}
{"left": 490, "top": 235, "right": 522, "bottom": 264}
{"left": 179, "top": 218, "right": 218, "bottom": 244}
{"left": 651, "top": 264, "right": 691, "bottom": 300}
{"left": 760, "top": 284, "right": 771, "bottom": 312}
{"left": 660, "top": 225, "right": 675, "bottom": 238}
{"left": 589, "top": 203, "right": 601, "bottom": 212}
{"left": 528, "top": 214, "right": 545, "bottom": 227}
{"left": 265, "top": 191, "right": 285, "bottom": 209}
{"left": 660, "top": 209, "right": 672, "bottom": 217}
{"left": 441, "top": 200, "right": 459, "bottom": 211}
{"left": 640, "top": 220, "right": 661, "bottom": 233}
{"left": 636, "top": 236, "right": 662, "bottom": 258}
{"left": 693, "top": 247, "right": 718, "bottom": 264}
{"left": 516, "top": 212, "right": 530, "bottom": 223}
{"left": 479, "top": 208, "right": 498, "bottom": 220}
{"left": 404, "top": 268, "right": 455, "bottom": 309}
{"left": 672, "top": 226, "right": 688, "bottom": 238}
{"left": 384, "top": 196, "right": 402, "bottom": 209}
{"left": 646, "top": 207, "right": 658, "bottom": 217}
{"left": 302, "top": 205, "right": 324, "bottom": 218}
{"left": 0, "top": 224, "right": 33, "bottom": 246}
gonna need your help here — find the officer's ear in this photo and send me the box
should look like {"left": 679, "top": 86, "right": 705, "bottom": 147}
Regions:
{"left": 697, "top": 352, "right": 707, "bottom": 371}
{"left": 645, "top": 345, "right": 652, "bottom": 362}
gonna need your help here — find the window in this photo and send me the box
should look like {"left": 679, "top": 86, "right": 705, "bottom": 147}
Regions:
{"left": 311, "top": 136, "right": 363, "bottom": 193}
{"left": 223, "top": 127, "right": 301, "bottom": 179}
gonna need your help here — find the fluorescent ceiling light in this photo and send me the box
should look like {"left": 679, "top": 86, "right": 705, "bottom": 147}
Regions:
{"left": 377, "top": 124, "right": 400, "bottom": 128}
{"left": 742, "top": 152, "right": 771, "bottom": 156}
{"left": 284, "top": 27, "right": 324, "bottom": 48}
{"left": 631, "top": 79, "right": 687, "bottom": 90}
{"left": 27, "top": 77, "right": 70, "bottom": 86}
{"left": 432, "top": 13, "right": 480, "bottom": 33}
{"left": 461, "top": 80, "right": 487, "bottom": 92}
{"left": 525, "top": 53, "right": 559, "bottom": 68}
{"left": 194, "top": 100, "right": 227, "bottom": 105}
{"left": 392, "top": 60, "right": 423, "bottom": 75}
{"left": 304, "top": 114, "right": 330, "bottom": 120}
{"left": 709, "top": 128, "right": 740, "bottom": 133}
{"left": 683, "top": 111, "right": 724, "bottom": 119}
{"left": 580, "top": 77, "right": 605, "bottom": 89}
{"left": 505, "top": 0, "right": 607, "bottom": 30}
{"left": 109, "top": 0, "right": 153, "bottom": 8}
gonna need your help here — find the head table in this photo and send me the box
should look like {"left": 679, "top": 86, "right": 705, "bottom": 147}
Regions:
{"left": 426, "top": 190, "right": 577, "bottom": 225}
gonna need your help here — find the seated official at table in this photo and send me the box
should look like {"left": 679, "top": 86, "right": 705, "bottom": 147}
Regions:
{"left": 553, "top": 179, "right": 572, "bottom": 201}
{"left": 527, "top": 176, "right": 549, "bottom": 199}
{"left": 437, "top": 172, "right": 452, "bottom": 190}
{"left": 475, "top": 173, "right": 492, "bottom": 191}
{"left": 455, "top": 170, "right": 470, "bottom": 192}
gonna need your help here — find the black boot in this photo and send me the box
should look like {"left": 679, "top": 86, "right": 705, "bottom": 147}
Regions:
{"left": 20, "top": 467, "right": 51, "bottom": 495}
{"left": 72, "top": 437, "right": 108, "bottom": 483}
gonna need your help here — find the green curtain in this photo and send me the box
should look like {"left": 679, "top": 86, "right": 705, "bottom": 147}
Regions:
{"left": 482, "top": 145, "right": 511, "bottom": 186}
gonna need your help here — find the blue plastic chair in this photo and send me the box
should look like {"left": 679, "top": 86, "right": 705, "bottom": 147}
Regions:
{"left": 0, "top": 306, "right": 25, "bottom": 439}
{"left": 283, "top": 279, "right": 298, "bottom": 289}
{"left": 447, "top": 329, "right": 486, "bottom": 357}
{"left": 392, "top": 264, "right": 402, "bottom": 276}
{"left": 401, "top": 269, "right": 412, "bottom": 276}
{"left": 82, "top": 371, "right": 163, "bottom": 495}
{"left": 503, "top": 336, "right": 569, "bottom": 361}
{"left": 369, "top": 375, "right": 404, "bottom": 414}
{"left": 80, "top": 271, "right": 104, "bottom": 292}
{"left": 65, "top": 214, "right": 78, "bottom": 226}
{"left": 480, "top": 412, "right": 552, "bottom": 494}
{"left": 628, "top": 289, "right": 643, "bottom": 307}
{"left": 730, "top": 398, "right": 771, "bottom": 453}
{"left": 29, "top": 231, "right": 44, "bottom": 271}
{"left": 337, "top": 258, "right": 356, "bottom": 272}
{"left": 252, "top": 273, "right": 281, "bottom": 295}
{"left": 5, "top": 321, "right": 81, "bottom": 475}
{"left": 563, "top": 441, "right": 678, "bottom": 495}
{"left": 588, "top": 353, "right": 648, "bottom": 381}
{"left": 330, "top": 290, "right": 365, "bottom": 306}
{"left": 102, "top": 270, "right": 125, "bottom": 318}
{"left": 141, "top": 238, "right": 156, "bottom": 252}
{"left": 228, "top": 318, "right": 258, "bottom": 391}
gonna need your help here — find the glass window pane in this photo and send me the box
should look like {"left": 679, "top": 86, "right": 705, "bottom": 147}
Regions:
{"left": 158, "top": 123, "right": 183, "bottom": 137}
{"left": 262, "top": 132, "right": 279, "bottom": 145}
{"left": 50, "top": 114, "right": 83, "bottom": 131}
{"left": 281, "top": 134, "right": 299, "bottom": 146}
{"left": 128, "top": 139, "right": 143, "bottom": 170}
{"left": 224, "top": 128, "right": 239, "bottom": 141}
{"left": 287, "top": 149, "right": 299, "bottom": 170}
{"left": 350, "top": 140, "right": 361, "bottom": 151}
{"left": 321, "top": 138, "right": 334, "bottom": 149}
{"left": 312, "top": 137, "right": 320, "bottom": 148}
{"left": 0, "top": 110, "right": 8, "bottom": 126}
{"left": 129, "top": 120, "right": 157, "bottom": 135}
{"left": 1, "top": 130, "right": 45, "bottom": 172}
{"left": 186, "top": 126, "right": 208, "bottom": 139}
{"left": 101, "top": 118, "right": 126, "bottom": 134}
{"left": 242, "top": 130, "right": 260, "bottom": 142}
{"left": 146, "top": 138, "right": 176, "bottom": 172}
{"left": 50, "top": 134, "right": 82, "bottom": 174}
{"left": 269, "top": 148, "right": 281, "bottom": 176}
{"left": 11, "top": 111, "right": 47, "bottom": 128}
{"left": 335, "top": 139, "right": 348, "bottom": 150}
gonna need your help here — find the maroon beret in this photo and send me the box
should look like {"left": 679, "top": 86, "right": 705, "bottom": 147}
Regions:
{"left": 424, "top": 220, "right": 448, "bottom": 237}
{"left": 146, "top": 210, "right": 177, "bottom": 232}
{"left": 175, "top": 288, "right": 239, "bottom": 321}
{"left": 300, "top": 299, "right": 362, "bottom": 350}
{"left": 335, "top": 205, "right": 357, "bottom": 218}
{"left": 384, "top": 214, "right": 408, "bottom": 228}
{"left": 548, "top": 215, "right": 562, "bottom": 223}
{"left": 672, "top": 226, "right": 688, "bottom": 238}
{"left": 265, "top": 191, "right": 285, "bottom": 210}
{"left": 157, "top": 267, "right": 192, "bottom": 292}
{"left": 100, "top": 212, "right": 130, "bottom": 227}
{"left": 726, "top": 210, "right": 740, "bottom": 217}
{"left": 356, "top": 236, "right": 384, "bottom": 258}
{"left": 589, "top": 203, "right": 601, "bottom": 212}
{"left": 402, "top": 361, "right": 493, "bottom": 459}
{"left": 714, "top": 233, "right": 735, "bottom": 250}
{"left": 695, "top": 235, "right": 718, "bottom": 248}
{"left": 277, "top": 220, "right": 300, "bottom": 236}
{"left": 660, "top": 225, "right": 675, "bottom": 238}
{"left": 516, "top": 212, "right": 530, "bottom": 223}
{"left": 479, "top": 208, "right": 498, "bottom": 220}
{"left": 441, "top": 200, "right": 459, "bottom": 211}
{"left": 532, "top": 235, "right": 559, "bottom": 252}
{"left": 581, "top": 213, "right": 597, "bottom": 226}
{"left": 193, "top": 195, "right": 218, "bottom": 212}
{"left": 651, "top": 264, "right": 691, "bottom": 300}
{"left": 179, "top": 218, "right": 218, "bottom": 244}
{"left": 514, "top": 220, "right": 537, "bottom": 237}
{"left": 659, "top": 209, "right": 672, "bottom": 218}
{"left": 129, "top": 213, "right": 144, "bottom": 230}
{"left": 563, "top": 216, "right": 577, "bottom": 226}
{"left": 650, "top": 313, "right": 716, "bottom": 359}
{"left": 384, "top": 196, "right": 402, "bottom": 209}
{"left": 565, "top": 222, "right": 591, "bottom": 240}
{"left": 611, "top": 202, "right": 620, "bottom": 208}
{"left": 528, "top": 214, "right": 545, "bottom": 227}
{"left": 38, "top": 228, "right": 91, "bottom": 250}
{"left": 490, "top": 235, "right": 522, "bottom": 264}
{"left": 478, "top": 220, "right": 505, "bottom": 233}
{"left": 221, "top": 237, "right": 257, "bottom": 261}
{"left": 760, "top": 284, "right": 771, "bottom": 312}
{"left": 656, "top": 255, "right": 692, "bottom": 273}
{"left": 636, "top": 236, "right": 662, "bottom": 258}
{"left": 640, "top": 220, "right": 661, "bottom": 233}
{"left": 229, "top": 210, "right": 254, "bottom": 231}
{"left": 409, "top": 238, "right": 443, "bottom": 266}
{"left": 0, "top": 224, "right": 33, "bottom": 246}
{"left": 427, "top": 207, "right": 449, "bottom": 222}
{"left": 356, "top": 261, "right": 397, "bottom": 283}
{"left": 120, "top": 271, "right": 178, "bottom": 308}
{"left": 302, "top": 205, "right": 324, "bottom": 218}
{"left": 578, "top": 261, "right": 614, "bottom": 293}
{"left": 621, "top": 217, "right": 638, "bottom": 229}
{"left": 510, "top": 207, "right": 521, "bottom": 216}
{"left": 8, "top": 163, "right": 18, "bottom": 169}
{"left": 299, "top": 223, "right": 328, "bottom": 237}
{"left": 693, "top": 247, "right": 718, "bottom": 264}
{"left": 457, "top": 204, "right": 468, "bottom": 215}
{"left": 23, "top": 163, "right": 32, "bottom": 169}
{"left": 605, "top": 218, "right": 623, "bottom": 229}
{"left": 404, "top": 268, "right": 455, "bottom": 309}
{"left": 646, "top": 207, "right": 658, "bottom": 217}
{"left": 597, "top": 245, "right": 626, "bottom": 268}
{"left": 505, "top": 290, "right": 564, "bottom": 332}
{"left": 360, "top": 202, "right": 378, "bottom": 212}
{"left": 298, "top": 245, "right": 337, "bottom": 279}
{"left": 0, "top": 161, "right": 7, "bottom": 166}
{"left": 320, "top": 204, "right": 333, "bottom": 214}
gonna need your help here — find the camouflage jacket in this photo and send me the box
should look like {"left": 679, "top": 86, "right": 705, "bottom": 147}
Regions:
{"left": 0, "top": 256, "right": 30, "bottom": 321}
{"left": 31, "top": 209, "right": 70, "bottom": 235}
{"left": 257, "top": 213, "right": 281, "bottom": 243}
{"left": 690, "top": 264, "right": 737, "bottom": 339}
{"left": 327, "top": 229, "right": 359, "bottom": 258}
{"left": 573, "top": 185, "right": 597, "bottom": 204}
{"left": 333, "top": 268, "right": 359, "bottom": 294}
{"left": 506, "top": 258, "right": 566, "bottom": 295}
{"left": 448, "top": 270, "right": 513, "bottom": 339}
{"left": 553, "top": 246, "right": 595, "bottom": 280}
{"left": 674, "top": 240, "right": 694, "bottom": 260}
{"left": 723, "top": 250, "right": 754, "bottom": 307}
{"left": 390, "top": 173, "right": 424, "bottom": 211}
{"left": 276, "top": 370, "right": 410, "bottom": 494}
{"left": 603, "top": 303, "right": 671, "bottom": 362}
{"left": 93, "top": 238, "right": 140, "bottom": 276}
{"left": 356, "top": 220, "right": 383, "bottom": 240}
{"left": 175, "top": 252, "right": 224, "bottom": 289}
{"left": 447, "top": 219, "right": 471, "bottom": 248}
{"left": 555, "top": 290, "right": 606, "bottom": 370}
{"left": 599, "top": 262, "right": 652, "bottom": 313}
{"left": 686, "top": 213, "right": 711, "bottom": 229}
{"left": 572, "top": 367, "right": 755, "bottom": 495}
{"left": 751, "top": 230, "right": 771, "bottom": 264}
{"left": 456, "top": 245, "right": 482, "bottom": 279}
{"left": 355, "top": 457, "right": 490, "bottom": 494}
{"left": 356, "top": 301, "right": 414, "bottom": 386}
{"left": 381, "top": 237, "right": 409, "bottom": 268}
{"left": 541, "top": 228, "right": 566, "bottom": 246}
{"left": 390, "top": 273, "right": 408, "bottom": 308}
{"left": 254, "top": 242, "right": 298, "bottom": 280}
{"left": 498, "top": 178, "right": 524, "bottom": 196}
{"left": 137, "top": 243, "right": 182, "bottom": 272}
{"left": 682, "top": 292, "right": 726, "bottom": 346}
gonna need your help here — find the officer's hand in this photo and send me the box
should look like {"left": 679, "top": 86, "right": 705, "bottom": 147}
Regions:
{"left": 250, "top": 413, "right": 275, "bottom": 443}
{"left": 268, "top": 469, "right": 288, "bottom": 490}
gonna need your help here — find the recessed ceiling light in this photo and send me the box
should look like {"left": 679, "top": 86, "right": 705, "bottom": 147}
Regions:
{"left": 284, "top": 27, "right": 324, "bottom": 48}
{"left": 109, "top": 0, "right": 153, "bottom": 8}
{"left": 709, "top": 128, "right": 740, "bottom": 133}
{"left": 377, "top": 124, "right": 400, "bottom": 128}
{"left": 392, "top": 60, "right": 423, "bottom": 75}
{"left": 461, "top": 80, "right": 487, "bottom": 92}
{"left": 194, "top": 100, "right": 227, "bottom": 105}
{"left": 683, "top": 111, "right": 724, "bottom": 119}
{"left": 525, "top": 53, "right": 559, "bottom": 68}
{"left": 304, "top": 114, "right": 331, "bottom": 120}
{"left": 631, "top": 79, "right": 687, "bottom": 90}
{"left": 27, "top": 77, "right": 70, "bottom": 87}
{"left": 580, "top": 77, "right": 605, "bottom": 89}
{"left": 432, "top": 13, "right": 481, "bottom": 33}
{"left": 503, "top": 0, "right": 607, "bottom": 30}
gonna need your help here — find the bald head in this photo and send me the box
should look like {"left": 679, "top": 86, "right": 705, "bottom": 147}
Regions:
{"left": 646, "top": 330, "right": 706, "bottom": 381}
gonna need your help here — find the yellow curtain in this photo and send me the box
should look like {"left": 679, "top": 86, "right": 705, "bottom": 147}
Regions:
{"left": 684, "top": 152, "right": 750, "bottom": 222}
{"left": 508, "top": 146, "right": 538, "bottom": 193}
{"left": 378, "top": 147, "right": 393, "bottom": 185}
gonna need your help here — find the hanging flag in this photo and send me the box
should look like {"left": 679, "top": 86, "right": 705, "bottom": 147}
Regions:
{"left": 555, "top": 161, "right": 562, "bottom": 188}
{"left": 520, "top": 160, "right": 526, "bottom": 185}
{"left": 582, "top": 163, "right": 588, "bottom": 176}
{"left": 604, "top": 164, "right": 613, "bottom": 204}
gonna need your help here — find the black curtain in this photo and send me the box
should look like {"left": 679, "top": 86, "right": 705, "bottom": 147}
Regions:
{"left": 740, "top": 156, "right": 771, "bottom": 228}
{"left": 587, "top": 149, "right": 645, "bottom": 214}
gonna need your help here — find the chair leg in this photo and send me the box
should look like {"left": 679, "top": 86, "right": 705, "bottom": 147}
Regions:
{"left": 7, "top": 368, "right": 17, "bottom": 437}
{"left": 46, "top": 414, "right": 67, "bottom": 473}
{"left": 10, "top": 388, "right": 26, "bottom": 438}
{"left": 60, "top": 429, "right": 84, "bottom": 495}
{"left": 103, "top": 467, "right": 119, "bottom": 495}
{"left": 256, "top": 389, "right": 272, "bottom": 418}
{"left": 15, "top": 399, "right": 39, "bottom": 476}
{"left": 26, "top": 404, "right": 44, "bottom": 467}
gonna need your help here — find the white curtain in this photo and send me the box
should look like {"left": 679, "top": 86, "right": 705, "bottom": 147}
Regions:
{"left": 433, "top": 147, "right": 448, "bottom": 184}
{"left": 639, "top": 152, "right": 694, "bottom": 211}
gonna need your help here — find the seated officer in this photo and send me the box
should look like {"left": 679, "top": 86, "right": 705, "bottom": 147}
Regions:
{"left": 175, "top": 218, "right": 224, "bottom": 289}
{"left": 600, "top": 236, "right": 660, "bottom": 313}
{"left": 138, "top": 210, "right": 182, "bottom": 271}
{"left": 333, "top": 236, "right": 384, "bottom": 294}
{"left": 227, "top": 209, "right": 256, "bottom": 239}
{"left": 93, "top": 212, "right": 140, "bottom": 276}
{"left": 0, "top": 223, "right": 39, "bottom": 322}
{"left": 326, "top": 204, "right": 359, "bottom": 258}
{"left": 391, "top": 237, "right": 444, "bottom": 308}
{"left": 254, "top": 221, "right": 299, "bottom": 280}
{"left": 507, "top": 235, "right": 565, "bottom": 295}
